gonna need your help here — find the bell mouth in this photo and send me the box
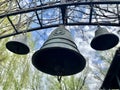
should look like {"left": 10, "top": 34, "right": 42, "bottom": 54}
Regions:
{"left": 6, "top": 41, "right": 30, "bottom": 54}
{"left": 91, "top": 33, "right": 119, "bottom": 50}
{"left": 32, "top": 47, "right": 86, "bottom": 76}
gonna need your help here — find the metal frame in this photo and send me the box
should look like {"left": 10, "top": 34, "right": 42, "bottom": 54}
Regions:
{"left": 0, "top": 1, "right": 120, "bottom": 89}
{"left": 0, "top": 1, "right": 120, "bottom": 39}
{"left": 101, "top": 47, "right": 120, "bottom": 89}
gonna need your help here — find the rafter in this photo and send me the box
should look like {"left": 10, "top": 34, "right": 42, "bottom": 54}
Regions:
{"left": 0, "top": 1, "right": 120, "bottom": 39}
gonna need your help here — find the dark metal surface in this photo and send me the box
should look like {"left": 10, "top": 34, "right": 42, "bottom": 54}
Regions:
{"left": 32, "top": 26, "right": 86, "bottom": 76}
{"left": 101, "top": 47, "right": 120, "bottom": 89}
{"left": 90, "top": 27, "right": 119, "bottom": 50}
{"left": 0, "top": 1, "right": 120, "bottom": 39}
{"left": 6, "top": 34, "right": 30, "bottom": 54}
{"left": 6, "top": 41, "right": 30, "bottom": 54}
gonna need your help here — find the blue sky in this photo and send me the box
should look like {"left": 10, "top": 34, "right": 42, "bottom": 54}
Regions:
{"left": 31, "top": 25, "right": 120, "bottom": 89}
{"left": 21, "top": 0, "right": 120, "bottom": 89}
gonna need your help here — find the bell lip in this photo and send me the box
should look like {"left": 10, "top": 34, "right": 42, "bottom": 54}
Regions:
{"left": 6, "top": 41, "right": 30, "bottom": 55}
{"left": 32, "top": 47, "right": 86, "bottom": 76}
{"left": 90, "top": 33, "right": 119, "bottom": 51}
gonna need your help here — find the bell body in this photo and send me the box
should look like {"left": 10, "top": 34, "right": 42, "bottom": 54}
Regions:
{"left": 6, "top": 34, "right": 30, "bottom": 54}
{"left": 91, "top": 27, "right": 119, "bottom": 50}
{"left": 32, "top": 26, "right": 86, "bottom": 76}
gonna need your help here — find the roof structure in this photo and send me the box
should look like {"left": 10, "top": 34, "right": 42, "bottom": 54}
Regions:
{"left": 0, "top": 1, "right": 120, "bottom": 89}
{"left": 0, "top": 0, "right": 120, "bottom": 39}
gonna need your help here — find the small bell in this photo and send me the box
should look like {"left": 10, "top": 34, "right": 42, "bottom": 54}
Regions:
{"left": 91, "top": 27, "right": 119, "bottom": 50}
{"left": 6, "top": 34, "right": 30, "bottom": 54}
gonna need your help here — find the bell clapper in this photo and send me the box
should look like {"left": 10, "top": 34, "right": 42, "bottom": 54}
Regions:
{"left": 55, "top": 66, "right": 63, "bottom": 83}
{"left": 57, "top": 75, "right": 62, "bottom": 83}
{"left": 57, "top": 75, "right": 63, "bottom": 90}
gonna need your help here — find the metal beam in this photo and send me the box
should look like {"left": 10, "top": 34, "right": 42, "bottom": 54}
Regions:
{"left": 7, "top": 16, "right": 18, "bottom": 33}
{"left": 0, "top": 1, "right": 120, "bottom": 19}
{"left": 0, "top": 1, "right": 120, "bottom": 39}
{"left": 0, "top": 22, "right": 120, "bottom": 39}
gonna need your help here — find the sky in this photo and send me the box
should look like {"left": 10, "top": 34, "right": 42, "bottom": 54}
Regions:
{"left": 31, "top": 25, "right": 120, "bottom": 90}
{"left": 19, "top": 0, "right": 120, "bottom": 90}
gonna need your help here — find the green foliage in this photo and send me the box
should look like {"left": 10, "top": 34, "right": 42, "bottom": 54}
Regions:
{"left": 47, "top": 75, "right": 88, "bottom": 90}
{"left": 46, "top": 66, "right": 89, "bottom": 90}
{"left": 0, "top": 1, "right": 90, "bottom": 90}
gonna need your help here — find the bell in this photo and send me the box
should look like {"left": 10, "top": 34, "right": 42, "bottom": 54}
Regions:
{"left": 32, "top": 26, "right": 86, "bottom": 76}
{"left": 6, "top": 34, "right": 30, "bottom": 54}
{"left": 91, "top": 27, "right": 119, "bottom": 50}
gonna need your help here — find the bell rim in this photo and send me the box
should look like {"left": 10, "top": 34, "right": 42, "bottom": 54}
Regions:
{"left": 32, "top": 47, "right": 86, "bottom": 76}
{"left": 6, "top": 41, "right": 30, "bottom": 54}
{"left": 91, "top": 33, "right": 119, "bottom": 50}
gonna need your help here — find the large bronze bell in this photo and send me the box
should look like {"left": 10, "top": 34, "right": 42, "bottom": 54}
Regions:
{"left": 91, "top": 27, "right": 119, "bottom": 50}
{"left": 32, "top": 26, "right": 86, "bottom": 76}
{"left": 6, "top": 34, "right": 30, "bottom": 54}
